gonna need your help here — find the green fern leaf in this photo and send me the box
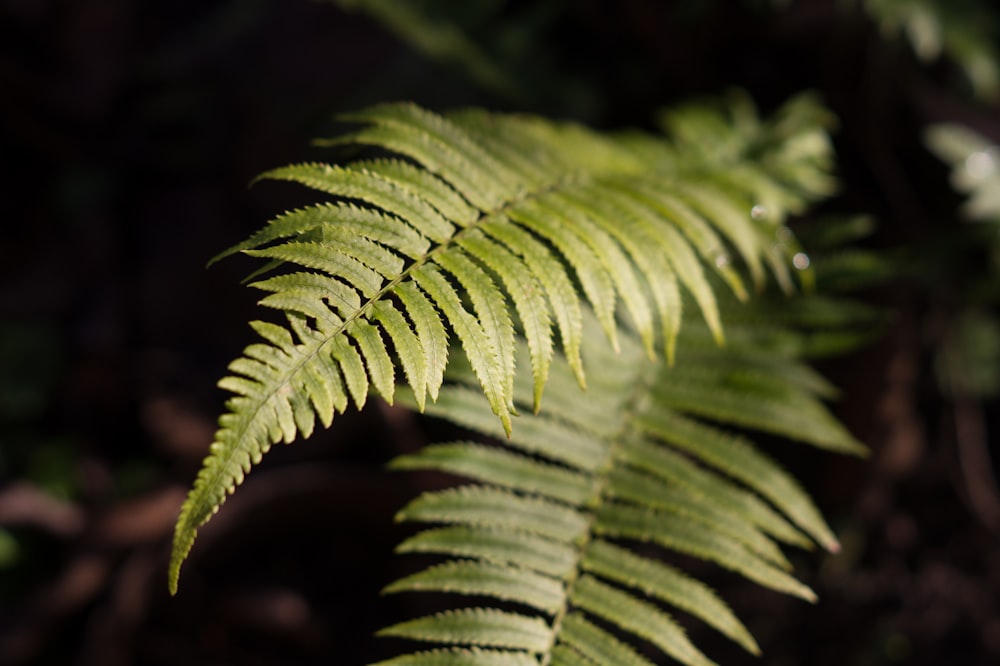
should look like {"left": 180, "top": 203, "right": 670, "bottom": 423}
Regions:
{"left": 417, "top": 385, "right": 607, "bottom": 471}
{"left": 390, "top": 442, "right": 593, "bottom": 505}
{"left": 617, "top": 436, "right": 812, "bottom": 549}
{"left": 558, "top": 613, "right": 655, "bottom": 666}
{"left": 434, "top": 250, "right": 516, "bottom": 412}
{"left": 457, "top": 230, "right": 554, "bottom": 411}
{"left": 594, "top": 502, "right": 815, "bottom": 601}
{"left": 370, "top": 301, "right": 428, "bottom": 410}
{"left": 380, "top": 303, "right": 864, "bottom": 664}
{"left": 397, "top": 486, "right": 588, "bottom": 543}
{"left": 370, "top": 646, "right": 539, "bottom": 666}
{"left": 635, "top": 408, "right": 842, "bottom": 551}
{"left": 259, "top": 162, "right": 455, "bottom": 242}
{"left": 209, "top": 202, "right": 428, "bottom": 265}
{"left": 378, "top": 608, "right": 551, "bottom": 652}
{"left": 245, "top": 242, "right": 384, "bottom": 297}
{"left": 479, "top": 216, "right": 586, "bottom": 385}
{"left": 675, "top": 181, "right": 768, "bottom": 289}
{"left": 332, "top": 104, "right": 521, "bottom": 210}
{"left": 507, "top": 198, "right": 621, "bottom": 355}
{"left": 618, "top": 182, "right": 750, "bottom": 301}
{"left": 384, "top": 559, "right": 565, "bottom": 614}
{"left": 604, "top": 466, "right": 791, "bottom": 567}
{"left": 353, "top": 158, "right": 479, "bottom": 226}
{"left": 397, "top": 526, "right": 578, "bottom": 580}
{"left": 411, "top": 264, "right": 513, "bottom": 434}
{"left": 394, "top": 281, "right": 449, "bottom": 402}
{"left": 582, "top": 539, "right": 760, "bottom": 655}
{"left": 172, "top": 94, "right": 839, "bottom": 595}
{"left": 251, "top": 272, "right": 362, "bottom": 320}
{"left": 570, "top": 575, "right": 716, "bottom": 666}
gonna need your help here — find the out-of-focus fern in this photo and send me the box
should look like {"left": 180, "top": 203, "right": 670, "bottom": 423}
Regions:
{"left": 376, "top": 296, "right": 865, "bottom": 664}
{"left": 926, "top": 124, "right": 1000, "bottom": 398}
{"left": 330, "top": 0, "right": 591, "bottom": 111}
{"left": 862, "top": 0, "right": 1000, "bottom": 99}
{"left": 373, "top": 211, "right": 882, "bottom": 664}
{"left": 332, "top": 0, "right": 526, "bottom": 101}
{"left": 926, "top": 124, "right": 1000, "bottom": 225}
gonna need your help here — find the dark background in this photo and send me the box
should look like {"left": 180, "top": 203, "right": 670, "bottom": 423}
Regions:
{"left": 2, "top": 1, "right": 999, "bottom": 664}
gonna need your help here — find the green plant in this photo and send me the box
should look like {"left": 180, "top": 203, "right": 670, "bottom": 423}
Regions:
{"left": 168, "top": 88, "right": 878, "bottom": 664}
{"left": 162, "top": 0, "right": 1000, "bottom": 662}
{"left": 863, "top": 0, "right": 999, "bottom": 99}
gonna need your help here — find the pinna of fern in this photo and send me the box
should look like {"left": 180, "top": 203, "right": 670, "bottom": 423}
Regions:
{"left": 374, "top": 303, "right": 865, "bottom": 665}
{"left": 169, "top": 92, "right": 839, "bottom": 594}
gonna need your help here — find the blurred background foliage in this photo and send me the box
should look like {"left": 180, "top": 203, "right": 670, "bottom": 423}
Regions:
{"left": 1, "top": 0, "right": 999, "bottom": 664}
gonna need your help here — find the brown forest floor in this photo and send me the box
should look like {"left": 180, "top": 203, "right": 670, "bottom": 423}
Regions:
{"left": 2, "top": 1, "right": 999, "bottom": 665}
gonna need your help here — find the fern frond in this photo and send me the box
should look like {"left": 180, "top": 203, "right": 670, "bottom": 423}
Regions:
{"left": 862, "top": 0, "right": 1000, "bottom": 99}
{"left": 171, "top": 94, "right": 837, "bottom": 593}
{"left": 379, "top": 312, "right": 865, "bottom": 664}
{"left": 926, "top": 124, "right": 1000, "bottom": 223}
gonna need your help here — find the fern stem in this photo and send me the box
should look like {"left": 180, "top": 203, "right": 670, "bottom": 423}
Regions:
{"left": 540, "top": 348, "right": 657, "bottom": 665}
